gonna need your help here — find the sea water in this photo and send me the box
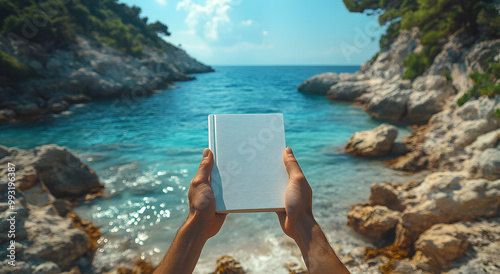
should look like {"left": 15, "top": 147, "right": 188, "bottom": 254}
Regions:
{"left": 0, "top": 66, "right": 418, "bottom": 273}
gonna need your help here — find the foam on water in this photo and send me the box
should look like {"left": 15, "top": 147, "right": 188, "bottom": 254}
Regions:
{"left": 0, "top": 66, "right": 419, "bottom": 272}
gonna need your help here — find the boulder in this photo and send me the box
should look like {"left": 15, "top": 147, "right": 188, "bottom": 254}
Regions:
{"left": 414, "top": 223, "right": 469, "bottom": 266}
{"left": 297, "top": 73, "right": 341, "bottom": 94}
{"left": 465, "top": 39, "right": 500, "bottom": 73}
{"left": 23, "top": 209, "right": 91, "bottom": 270}
{"left": 369, "top": 183, "right": 404, "bottom": 211}
{"left": 0, "top": 109, "right": 16, "bottom": 123}
{"left": 400, "top": 172, "right": 500, "bottom": 239}
{"left": 348, "top": 171, "right": 500, "bottom": 264}
{"left": 327, "top": 80, "right": 372, "bottom": 101}
{"left": 468, "top": 148, "right": 500, "bottom": 180}
{"left": 46, "top": 98, "right": 70, "bottom": 113}
{"left": 390, "top": 142, "right": 410, "bottom": 156}
{"left": 283, "top": 262, "right": 307, "bottom": 273}
{"left": 404, "top": 88, "right": 452, "bottom": 124}
{"left": 34, "top": 145, "right": 102, "bottom": 198}
{"left": 465, "top": 129, "right": 500, "bottom": 153}
{"left": 412, "top": 75, "right": 448, "bottom": 90}
{"left": 454, "top": 119, "right": 499, "bottom": 148}
{"left": 442, "top": 219, "right": 500, "bottom": 273}
{"left": 0, "top": 144, "right": 102, "bottom": 272}
{"left": 33, "top": 261, "right": 61, "bottom": 274}
{"left": 390, "top": 96, "right": 500, "bottom": 172}
{"left": 365, "top": 86, "right": 411, "bottom": 122}
{"left": 212, "top": 256, "right": 245, "bottom": 274}
{"left": 0, "top": 260, "right": 33, "bottom": 274}
{"left": 426, "top": 32, "right": 475, "bottom": 76}
{"left": 345, "top": 124, "right": 398, "bottom": 157}
{"left": 347, "top": 205, "right": 400, "bottom": 240}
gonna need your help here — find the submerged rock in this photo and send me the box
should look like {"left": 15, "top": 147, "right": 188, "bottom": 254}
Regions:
{"left": 345, "top": 124, "right": 398, "bottom": 157}
{"left": 212, "top": 256, "right": 245, "bottom": 274}
{"left": 283, "top": 262, "right": 308, "bottom": 274}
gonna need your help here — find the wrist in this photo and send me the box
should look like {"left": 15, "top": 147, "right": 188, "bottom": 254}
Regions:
{"left": 291, "top": 214, "right": 318, "bottom": 245}
{"left": 182, "top": 214, "right": 210, "bottom": 243}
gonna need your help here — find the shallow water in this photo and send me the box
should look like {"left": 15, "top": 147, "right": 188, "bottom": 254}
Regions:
{"left": 0, "top": 66, "right": 417, "bottom": 273}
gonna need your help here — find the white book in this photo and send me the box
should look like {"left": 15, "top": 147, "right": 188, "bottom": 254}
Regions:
{"left": 208, "top": 114, "right": 288, "bottom": 213}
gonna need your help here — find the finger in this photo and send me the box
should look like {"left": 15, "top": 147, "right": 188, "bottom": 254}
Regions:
{"left": 283, "top": 147, "right": 304, "bottom": 179}
{"left": 192, "top": 148, "right": 214, "bottom": 185}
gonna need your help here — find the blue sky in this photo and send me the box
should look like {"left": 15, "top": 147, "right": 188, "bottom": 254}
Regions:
{"left": 120, "top": 0, "right": 385, "bottom": 66}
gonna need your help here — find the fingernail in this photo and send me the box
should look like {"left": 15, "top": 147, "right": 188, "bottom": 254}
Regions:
{"left": 203, "top": 149, "right": 209, "bottom": 158}
{"left": 286, "top": 147, "right": 293, "bottom": 155}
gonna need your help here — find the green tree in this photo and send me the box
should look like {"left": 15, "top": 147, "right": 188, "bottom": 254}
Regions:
{"left": 343, "top": 0, "right": 500, "bottom": 79}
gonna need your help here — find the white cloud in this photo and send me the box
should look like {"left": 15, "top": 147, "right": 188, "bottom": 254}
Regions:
{"left": 262, "top": 30, "right": 269, "bottom": 36}
{"left": 177, "top": 0, "right": 232, "bottom": 41}
{"left": 219, "top": 41, "right": 275, "bottom": 53}
{"left": 241, "top": 19, "right": 252, "bottom": 26}
{"left": 156, "top": 0, "right": 167, "bottom": 6}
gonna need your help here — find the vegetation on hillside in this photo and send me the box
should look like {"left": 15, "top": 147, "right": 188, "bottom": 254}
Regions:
{"left": 343, "top": 0, "right": 500, "bottom": 80}
{"left": 0, "top": 50, "right": 36, "bottom": 81}
{"left": 0, "top": 0, "right": 172, "bottom": 80}
{"left": 456, "top": 60, "right": 500, "bottom": 116}
{"left": 1, "top": 0, "right": 171, "bottom": 55}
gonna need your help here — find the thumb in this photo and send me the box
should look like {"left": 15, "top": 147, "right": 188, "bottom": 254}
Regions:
{"left": 283, "top": 147, "right": 303, "bottom": 179}
{"left": 192, "top": 148, "right": 214, "bottom": 185}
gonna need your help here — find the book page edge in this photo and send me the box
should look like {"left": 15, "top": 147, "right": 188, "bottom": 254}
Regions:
{"left": 216, "top": 207, "right": 285, "bottom": 213}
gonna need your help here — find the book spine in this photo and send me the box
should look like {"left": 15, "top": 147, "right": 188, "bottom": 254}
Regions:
{"left": 208, "top": 114, "right": 215, "bottom": 156}
{"left": 208, "top": 114, "right": 225, "bottom": 212}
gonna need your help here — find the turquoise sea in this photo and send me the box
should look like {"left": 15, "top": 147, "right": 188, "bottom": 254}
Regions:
{"left": 0, "top": 66, "right": 418, "bottom": 272}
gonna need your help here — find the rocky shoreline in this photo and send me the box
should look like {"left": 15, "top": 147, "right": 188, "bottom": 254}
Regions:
{"left": 299, "top": 28, "right": 500, "bottom": 273}
{"left": 0, "top": 145, "right": 103, "bottom": 273}
{"left": 0, "top": 35, "right": 213, "bottom": 124}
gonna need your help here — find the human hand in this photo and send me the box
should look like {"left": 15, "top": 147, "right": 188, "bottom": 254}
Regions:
{"left": 187, "top": 148, "right": 227, "bottom": 241}
{"left": 277, "top": 147, "right": 316, "bottom": 240}
{"left": 276, "top": 148, "right": 350, "bottom": 273}
{"left": 153, "top": 149, "right": 227, "bottom": 274}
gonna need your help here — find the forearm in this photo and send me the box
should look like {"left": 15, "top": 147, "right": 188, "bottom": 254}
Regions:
{"left": 154, "top": 217, "right": 207, "bottom": 274}
{"left": 294, "top": 217, "right": 349, "bottom": 273}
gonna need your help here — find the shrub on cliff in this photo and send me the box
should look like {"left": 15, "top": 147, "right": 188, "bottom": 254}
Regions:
{"left": 0, "top": 50, "right": 36, "bottom": 81}
{"left": 402, "top": 52, "right": 430, "bottom": 80}
{"left": 343, "top": 0, "right": 500, "bottom": 79}
{"left": 456, "top": 60, "right": 500, "bottom": 108}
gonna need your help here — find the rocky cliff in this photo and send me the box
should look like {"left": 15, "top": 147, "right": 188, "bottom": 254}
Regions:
{"left": 299, "top": 28, "right": 500, "bottom": 273}
{"left": 0, "top": 34, "right": 213, "bottom": 124}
